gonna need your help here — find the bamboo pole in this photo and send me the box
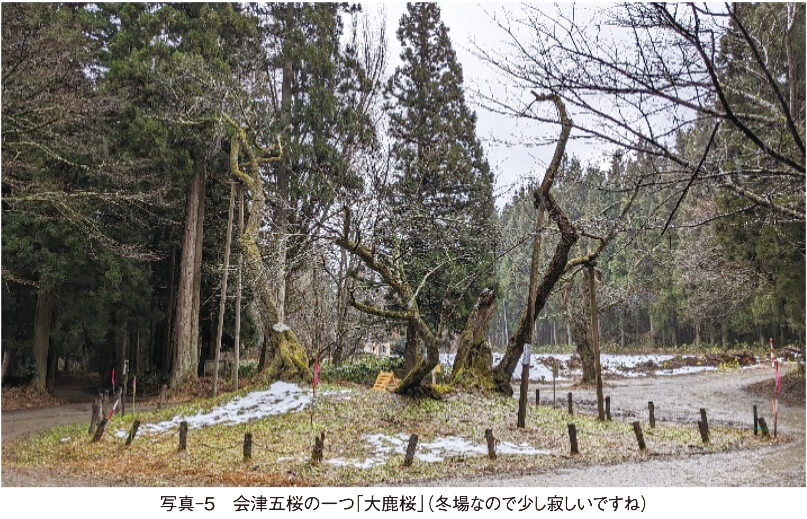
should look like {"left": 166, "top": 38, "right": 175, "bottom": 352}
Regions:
{"left": 233, "top": 184, "right": 245, "bottom": 392}
{"left": 212, "top": 183, "right": 236, "bottom": 397}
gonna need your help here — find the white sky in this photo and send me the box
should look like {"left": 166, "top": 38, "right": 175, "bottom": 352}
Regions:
{"left": 371, "top": 1, "right": 618, "bottom": 206}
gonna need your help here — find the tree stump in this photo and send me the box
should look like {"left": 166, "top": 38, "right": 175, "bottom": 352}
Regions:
{"left": 567, "top": 423, "right": 579, "bottom": 455}
{"left": 758, "top": 417, "right": 770, "bottom": 438}
{"left": 126, "top": 420, "right": 141, "bottom": 446}
{"left": 648, "top": 401, "right": 655, "bottom": 428}
{"left": 484, "top": 429, "right": 496, "bottom": 460}
{"left": 632, "top": 421, "right": 646, "bottom": 451}
{"left": 697, "top": 420, "right": 710, "bottom": 444}
{"left": 753, "top": 405, "right": 758, "bottom": 436}
{"left": 567, "top": 392, "right": 573, "bottom": 415}
{"left": 403, "top": 433, "right": 419, "bottom": 467}
{"left": 179, "top": 421, "right": 188, "bottom": 451}
{"left": 605, "top": 396, "right": 611, "bottom": 421}
{"left": 311, "top": 432, "right": 325, "bottom": 465}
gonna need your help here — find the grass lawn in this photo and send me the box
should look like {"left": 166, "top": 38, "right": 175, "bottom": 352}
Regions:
{"left": 2, "top": 382, "right": 784, "bottom": 486}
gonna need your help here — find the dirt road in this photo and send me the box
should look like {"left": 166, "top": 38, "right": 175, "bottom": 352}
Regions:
{"left": 432, "top": 365, "right": 805, "bottom": 486}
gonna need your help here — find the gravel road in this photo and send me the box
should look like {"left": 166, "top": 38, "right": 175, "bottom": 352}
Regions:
{"left": 430, "top": 365, "right": 805, "bottom": 487}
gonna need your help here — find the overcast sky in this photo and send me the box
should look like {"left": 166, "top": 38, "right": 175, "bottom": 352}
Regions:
{"left": 372, "top": 2, "right": 618, "bottom": 207}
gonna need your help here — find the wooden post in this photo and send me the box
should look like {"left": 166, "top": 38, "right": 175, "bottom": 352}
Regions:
{"left": 700, "top": 408, "right": 709, "bottom": 438}
{"left": 213, "top": 183, "right": 237, "bottom": 398}
{"left": 403, "top": 433, "right": 419, "bottom": 467}
{"left": 233, "top": 184, "right": 244, "bottom": 392}
{"left": 126, "top": 420, "right": 141, "bottom": 446}
{"left": 567, "top": 392, "right": 573, "bottom": 415}
{"left": 553, "top": 365, "right": 557, "bottom": 407}
{"left": 535, "top": 389, "right": 540, "bottom": 406}
{"left": 605, "top": 396, "right": 611, "bottom": 421}
{"left": 758, "top": 417, "right": 770, "bottom": 438}
{"left": 485, "top": 429, "right": 496, "bottom": 459}
{"left": 567, "top": 423, "right": 579, "bottom": 455}
{"left": 648, "top": 401, "right": 656, "bottom": 428}
{"left": 89, "top": 394, "right": 102, "bottom": 434}
{"left": 179, "top": 421, "right": 188, "bottom": 451}
{"left": 632, "top": 421, "right": 646, "bottom": 451}
{"left": 587, "top": 263, "right": 605, "bottom": 420}
{"left": 243, "top": 432, "right": 253, "bottom": 460}
{"left": 91, "top": 419, "right": 109, "bottom": 442}
{"left": 158, "top": 384, "right": 167, "bottom": 410}
{"left": 753, "top": 405, "right": 758, "bottom": 436}
{"left": 517, "top": 345, "right": 530, "bottom": 428}
{"left": 311, "top": 432, "right": 325, "bottom": 465}
{"left": 697, "top": 420, "right": 709, "bottom": 444}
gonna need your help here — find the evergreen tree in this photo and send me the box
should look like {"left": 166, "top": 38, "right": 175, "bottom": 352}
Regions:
{"left": 386, "top": 3, "right": 497, "bottom": 359}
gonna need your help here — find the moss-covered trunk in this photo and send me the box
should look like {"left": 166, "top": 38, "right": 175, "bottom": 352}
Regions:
{"left": 225, "top": 118, "right": 311, "bottom": 384}
{"left": 451, "top": 288, "right": 496, "bottom": 389}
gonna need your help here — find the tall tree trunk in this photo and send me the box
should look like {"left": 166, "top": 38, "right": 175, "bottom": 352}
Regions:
{"left": 332, "top": 210, "right": 351, "bottom": 365}
{"left": 171, "top": 171, "right": 204, "bottom": 387}
{"left": 46, "top": 345, "right": 57, "bottom": 393}
{"left": 225, "top": 116, "right": 311, "bottom": 383}
{"left": 213, "top": 183, "right": 236, "bottom": 397}
{"left": 161, "top": 246, "right": 176, "bottom": 376}
{"left": 233, "top": 185, "right": 245, "bottom": 391}
{"left": 31, "top": 290, "right": 54, "bottom": 392}
{"left": 191, "top": 170, "right": 206, "bottom": 375}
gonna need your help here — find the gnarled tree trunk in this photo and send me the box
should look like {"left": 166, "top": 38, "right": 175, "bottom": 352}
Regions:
{"left": 225, "top": 117, "right": 311, "bottom": 383}
{"left": 451, "top": 288, "right": 497, "bottom": 389}
{"left": 564, "top": 279, "right": 596, "bottom": 384}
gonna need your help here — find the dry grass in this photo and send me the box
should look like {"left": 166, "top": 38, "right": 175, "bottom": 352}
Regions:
{"left": 1, "top": 386, "right": 63, "bottom": 411}
{"left": 3, "top": 383, "right": 785, "bottom": 486}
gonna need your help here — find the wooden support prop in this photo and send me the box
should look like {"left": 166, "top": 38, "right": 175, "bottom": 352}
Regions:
{"left": 753, "top": 405, "right": 758, "bottom": 436}
{"left": 311, "top": 432, "right": 325, "bottom": 465}
{"left": 121, "top": 374, "right": 127, "bottom": 416}
{"left": 605, "top": 396, "right": 611, "bottom": 421}
{"left": 567, "top": 392, "right": 573, "bottom": 415}
{"left": 179, "top": 421, "right": 188, "bottom": 451}
{"left": 126, "top": 420, "right": 141, "bottom": 446}
{"left": 158, "top": 384, "right": 167, "bottom": 410}
{"left": 485, "top": 429, "right": 496, "bottom": 460}
{"left": 567, "top": 423, "right": 579, "bottom": 455}
{"left": 535, "top": 389, "right": 540, "bottom": 406}
{"left": 758, "top": 417, "right": 770, "bottom": 438}
{"left": 91, "top": 418, "right": 109, "bottom": 442}
{"left": 697, "top": 420, "right": 709, "bottom": 444}
{"left": 243, "top": 433, "right": 253, "bottom": 461}
{"left": 403, "top": 433, "right": 419, "bottom": 467}
{"left": 89, "top": 395, "right": 102, "bottom": 434}
{"left": 648, "top": 401, "right": 656, "bottom": 428}
{"left": 699, "top": 408, "right": 709, "bottom": 435}
{"left": 632, "top": 421, "right": 646, "bottom": 451}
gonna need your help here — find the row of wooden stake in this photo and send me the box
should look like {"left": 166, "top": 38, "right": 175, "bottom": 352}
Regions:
{"left": 91, "top": 398, "right": 774, "bottom": 461}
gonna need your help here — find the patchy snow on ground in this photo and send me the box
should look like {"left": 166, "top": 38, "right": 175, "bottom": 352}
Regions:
{"left": 114, "top": 381, "right": 325, "bottom": 438}
{"left": 441, "top": 352, "right": 733, "bottom": 381}
{"left": 325, "top": 432, "right": 549, "bottom": 468}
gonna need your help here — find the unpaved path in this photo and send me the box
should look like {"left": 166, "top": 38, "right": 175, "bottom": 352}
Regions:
{"left": 430, "top": 365, "right": 805, "bottom": 487}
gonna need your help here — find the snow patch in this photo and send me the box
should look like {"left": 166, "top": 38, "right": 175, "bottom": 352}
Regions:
{"left": 115, "top": 381, "right": 315, "bottom": 438}
{"left": 361, "top": 433, "right": 549, "bottom": 464}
